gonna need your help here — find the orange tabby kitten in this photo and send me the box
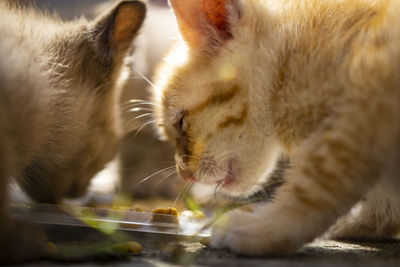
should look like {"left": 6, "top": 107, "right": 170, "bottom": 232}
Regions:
{"left": 0, "top": 1, "right": 145, "bottom": 262}
{"left": 153, "top": 0, "right": 400, "bottom": 254}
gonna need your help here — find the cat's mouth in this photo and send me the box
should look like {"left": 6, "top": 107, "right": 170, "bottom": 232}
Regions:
{"left": 176, "top": 156, "right": 239, "bottom": 188}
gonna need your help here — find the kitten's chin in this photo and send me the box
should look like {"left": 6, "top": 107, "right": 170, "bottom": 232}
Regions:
{"left": 218, "top": 171, "right": 274, "bottom": 197}
{"left": 213, "top": 159, "right": 262, "bottom": 197}
{"left": 218, "top": 151, "right": 283, "bottom": 197}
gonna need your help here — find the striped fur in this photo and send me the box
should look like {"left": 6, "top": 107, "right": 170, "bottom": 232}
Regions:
{"left": 153, "top": 0, "right": 400, "bottom": 255}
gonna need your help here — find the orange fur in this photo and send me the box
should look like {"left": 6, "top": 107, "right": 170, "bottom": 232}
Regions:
{"left": 153, "top": 0, "right": 400, "bottom": 254}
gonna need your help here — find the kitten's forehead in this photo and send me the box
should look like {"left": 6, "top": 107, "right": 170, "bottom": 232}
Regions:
{"left": 162, "top": 56, "right": 241, "bottom": 112}
{"left": 164, "top": 78, "right": 242, "bottom": 120}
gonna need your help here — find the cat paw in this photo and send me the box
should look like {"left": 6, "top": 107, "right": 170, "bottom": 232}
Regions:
{"left": 210, "top": 207, "right": 302, "bottom": 255}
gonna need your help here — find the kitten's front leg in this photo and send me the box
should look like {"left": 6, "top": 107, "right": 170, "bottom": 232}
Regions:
{"left": 211, "top": 176, "right": 345, "bottom": 254}
{"left": 211, "top": 96, "right": 398, "bottom": 254}
{"left": 211, "top": 201, "right": 324, "bottom": 254}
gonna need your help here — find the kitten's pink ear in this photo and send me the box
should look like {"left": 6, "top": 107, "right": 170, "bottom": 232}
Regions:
{"left": 91, "top": 1, "right": 146, "bottom": 61}
{"left": 170, "top": 0, "right": 240, "bottom": 49}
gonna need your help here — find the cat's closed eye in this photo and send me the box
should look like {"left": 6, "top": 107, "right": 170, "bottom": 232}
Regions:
{"left": 173, "top": 110, "right": 188, "bottom": 136}
{"left": 172, "top": 110, "right": 190, "bottom": 155}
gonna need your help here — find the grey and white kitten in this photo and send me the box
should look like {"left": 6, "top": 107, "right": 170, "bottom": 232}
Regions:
{"left": 0, "top": 0, "right": 145, "bottom": 262}
{"left": 29, "top": 0, "right": 184, "bottom": 200}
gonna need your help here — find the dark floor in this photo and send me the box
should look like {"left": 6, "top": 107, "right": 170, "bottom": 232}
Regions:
{"left": 18, "top": 223, "right": 400, "bottom": 267}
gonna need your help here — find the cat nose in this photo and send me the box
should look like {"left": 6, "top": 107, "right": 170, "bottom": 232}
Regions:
{"left": 178, "top": 166, "right": 195, "bottom": 181}
{"left": 176, "top": 155, "right": 196, "bottom": 181}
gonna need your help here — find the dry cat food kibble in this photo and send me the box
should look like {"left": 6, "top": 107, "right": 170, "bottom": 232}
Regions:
{"left": 151, "top": 207, "right": 179, "bottom": 224}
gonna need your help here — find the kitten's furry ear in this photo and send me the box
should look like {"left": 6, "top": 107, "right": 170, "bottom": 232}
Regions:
{"left": 90, "top": 0, "right": 146, "bottom": 62}
{"left": 170, "top": 0, "right": 241, "bottom": 49}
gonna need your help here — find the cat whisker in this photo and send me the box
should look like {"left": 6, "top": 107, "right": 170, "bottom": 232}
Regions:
{"left": 124, "top": 114, "right": 154, "bottom": 131}
{"left": 173, "top": 179, "right": 194, "bottom": 207}
{"left": 178, "top": 162, "right": 190, "bottom": 169}
{"left": 125, "top": 98, "right": 146, "bottom": 102}
{"left": 213, "top": 182, "right": 223, "bottom": 204}
{"left": 122, "top": 98, "right": 146, "bottom": 105}
{"left": 135, "top": 165, "right": 177, "bottom": 186}
{"left": 173, "top": 164, "right": 206, "bottom": 207}
{"left": 123, "top": 98, "right": 163, "bottom": 106}
{"left": 177, "top": 157, "right": 188, "bottom": 170}
{"left": 212, "top": 165, "right": 227, "bottom": 179}
{"left": 192, "top": 163, "right": 206, "bottom": 179}
{"left": 123, "top": 101, "right": 165, "bottom": 110}
{"left": 127, "top": 107, "right": 154, "bottom": 113}
{"left": 134, "top": 70, "right": 157, "bottom": 90}
{"left": 151, "top": 170, "right": 177, "bottom": 191}
{"left": 121, "top": 104, "right": 143, "bottom": 112}
{"left": 128, "top": 113, "right": 153, "bottom": 122}
{"left": 121, "top": 105, "right": 153, "bottom": 113}
{"left": 134, "top": 119, "right": 156, "bottom": 137}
